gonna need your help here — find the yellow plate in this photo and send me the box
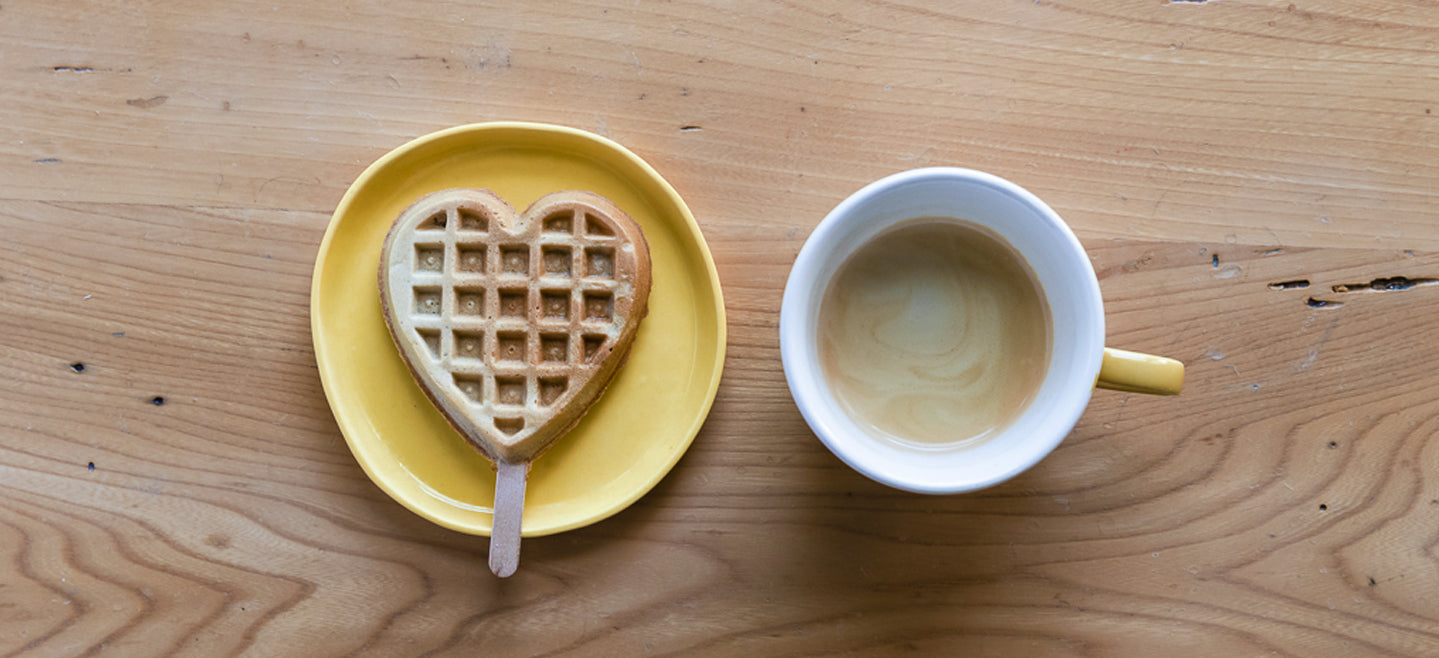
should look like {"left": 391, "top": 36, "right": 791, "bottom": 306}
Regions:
{"left": 311, "top": 122, "right": 726, "bottom": 536}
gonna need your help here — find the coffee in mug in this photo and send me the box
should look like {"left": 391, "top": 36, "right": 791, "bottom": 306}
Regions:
{"left": 817, "top": 217, "right": 1049, "bottom": 450}
{"left": 781, "top": 167, "right": 1184, "bottom": 494}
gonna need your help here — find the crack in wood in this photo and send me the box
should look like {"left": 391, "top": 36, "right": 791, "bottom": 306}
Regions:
{"left": 1331, "top": 276, "right": 1438, "bottom": 294}
{"left": 1268, "top": 279, "right": 1309, "bottom": 290}
{"left": 51, "top": 65, "right": 131, "bottom": 73}
{"left": 126, "top": 95, "right": 169, "bottom": 109}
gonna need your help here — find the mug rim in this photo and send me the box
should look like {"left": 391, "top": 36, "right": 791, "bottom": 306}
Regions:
{"left": 780, "top": 166, "right": 1105, "bottom": 494}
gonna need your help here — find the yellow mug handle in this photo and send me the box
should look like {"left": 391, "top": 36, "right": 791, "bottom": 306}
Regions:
{"left": 1097, "top": 348, "right": 1184, "bottom": 395}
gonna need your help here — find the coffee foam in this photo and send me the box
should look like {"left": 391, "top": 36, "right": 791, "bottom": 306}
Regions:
{"left": 817, "top": 217, "right": 1051, "bottom": 449}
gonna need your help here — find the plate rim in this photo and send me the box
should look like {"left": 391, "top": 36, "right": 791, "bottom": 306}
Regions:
{"left": 310, "top": 121, "right": 728, "bottom": 536}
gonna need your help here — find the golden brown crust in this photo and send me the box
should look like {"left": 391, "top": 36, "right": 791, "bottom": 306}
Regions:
{"left": 377, "top": 188, "right": 652, "bottom": 464}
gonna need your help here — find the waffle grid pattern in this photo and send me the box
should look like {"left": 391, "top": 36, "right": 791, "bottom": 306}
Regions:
{"left": 401, "top": 203, "right": 625, "bottom": 437}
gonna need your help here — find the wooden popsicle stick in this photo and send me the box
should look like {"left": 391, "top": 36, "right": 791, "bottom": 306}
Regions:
{"left": 489, "top": 461, "right": 528, "bottom": 578}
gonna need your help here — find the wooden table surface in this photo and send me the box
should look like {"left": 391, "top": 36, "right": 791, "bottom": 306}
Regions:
{"left": 4, "top": 1, "right": 1439, "bottom": 655}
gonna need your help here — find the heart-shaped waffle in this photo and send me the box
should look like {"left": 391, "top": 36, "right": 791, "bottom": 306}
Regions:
{"left": 378, "top": 188, "right": 651, "bottom": 575}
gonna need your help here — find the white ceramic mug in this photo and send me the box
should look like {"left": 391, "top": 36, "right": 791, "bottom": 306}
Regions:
{"left": 780, "top": 167, "right": 1183, "bottom": 494}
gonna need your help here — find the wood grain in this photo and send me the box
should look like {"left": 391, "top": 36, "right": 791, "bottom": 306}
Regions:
{"left": 3, "top": 0, "right": 1439, "bottom": 655}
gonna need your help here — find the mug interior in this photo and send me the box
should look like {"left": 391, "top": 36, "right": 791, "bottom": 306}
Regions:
{"left": 780, "top": 167, "right": 1105, "bottom": 493}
